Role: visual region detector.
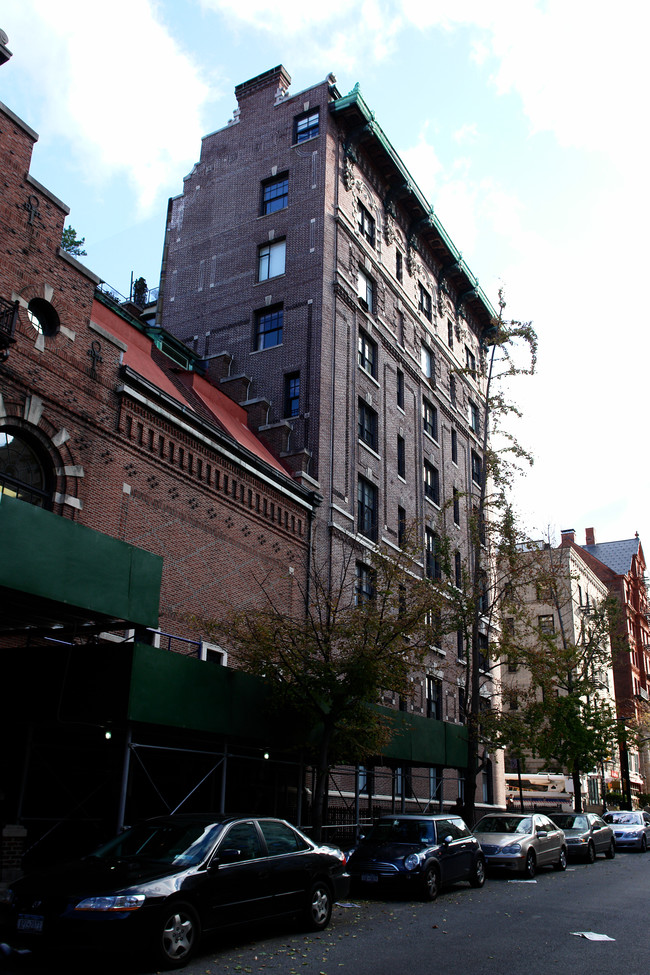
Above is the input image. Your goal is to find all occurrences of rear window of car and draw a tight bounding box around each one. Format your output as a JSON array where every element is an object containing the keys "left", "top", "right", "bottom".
[{"left": 604, "top": 812, "right": 642, "bottom": 824}]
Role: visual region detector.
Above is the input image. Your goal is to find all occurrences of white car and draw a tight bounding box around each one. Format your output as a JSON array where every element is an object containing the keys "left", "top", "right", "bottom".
[{"left": 602, "top": 810, "right": 650, "bottom": 851}]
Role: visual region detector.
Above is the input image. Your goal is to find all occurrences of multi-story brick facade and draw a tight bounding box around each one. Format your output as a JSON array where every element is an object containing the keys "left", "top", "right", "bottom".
[{"left": 159, "top": 66, "right": 504, "bottom": 817}]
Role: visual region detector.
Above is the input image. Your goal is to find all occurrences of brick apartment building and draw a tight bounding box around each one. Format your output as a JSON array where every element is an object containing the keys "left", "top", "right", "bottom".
[
  {"left": 158, "top": 66, "right": 505, "bottom": 816},
  {"left": 563, "top": 528, "right": 650, "bottom": 802}
]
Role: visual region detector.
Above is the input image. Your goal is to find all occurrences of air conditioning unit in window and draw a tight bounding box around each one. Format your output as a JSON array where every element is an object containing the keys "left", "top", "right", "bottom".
[{"left": 199, "top": 642, "right": 228, "bottom": 666}]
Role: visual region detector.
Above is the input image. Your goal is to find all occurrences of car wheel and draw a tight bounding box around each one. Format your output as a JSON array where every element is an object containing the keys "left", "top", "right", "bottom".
[
  {"left": 469, "top": 856, "right": 486, "bottom": 888},
  {"left": 586, "top": 841, "right": 596, "bottom": 864},
  {"left": 155, "top": 901, "right": 199, "bottom": 969},
  {"left": 554, "top": 847, "right": 567, "bottom": 871},
  {"left": 640, "top": 835, "right": 647, "bottom": 853},
  {"left": 523, "top": 849, "right": 536, "bottom": 879},
  {"left": 421, "top": 863, "right": 440, "bottom": 901},
  {"left": 605, "top": 839, "right": 615, "bottom": 859},
  {"left": 304, "top": 880, "right": 332, "bottom": 931}
]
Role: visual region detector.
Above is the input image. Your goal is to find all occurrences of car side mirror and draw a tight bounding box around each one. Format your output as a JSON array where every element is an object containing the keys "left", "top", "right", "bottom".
[
  {"left": 442, "top": 834, "right": 453, "bottom": 846},
  {"left": 213, "top": 847, "right": 242, "bottom": 866},
  {"left": 537, "top": 829, "right": 547, "bottom": 838}
]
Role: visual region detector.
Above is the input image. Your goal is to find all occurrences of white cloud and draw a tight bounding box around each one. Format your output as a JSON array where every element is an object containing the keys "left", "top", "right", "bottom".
[{"left": 3, "top": 0, "right": 213, "bottom": 212}]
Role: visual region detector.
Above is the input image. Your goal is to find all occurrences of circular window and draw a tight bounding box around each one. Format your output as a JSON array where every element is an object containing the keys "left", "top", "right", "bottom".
[
  {"left": 27, "top": 297, "right": 60, "bottom": 337},
  {"left": 0, "top": 429, "right": 53, "bottom": 507}
]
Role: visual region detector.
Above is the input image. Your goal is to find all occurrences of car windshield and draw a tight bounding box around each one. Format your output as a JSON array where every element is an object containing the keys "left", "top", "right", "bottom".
[
  {"left": 366, "top": 819, "right": 435, "bottom": 844},
  {"left": 475, "top": 816, "right": 532, "bottom": 835},
  {"left": 90, "top": 822, "right": 223, "bottom": 866},
  {"left": 552, "top": 815, "right": 588, "bottom": 830},
  {"left": 603, "top": 812, "right": 642, "bottom": 825}
]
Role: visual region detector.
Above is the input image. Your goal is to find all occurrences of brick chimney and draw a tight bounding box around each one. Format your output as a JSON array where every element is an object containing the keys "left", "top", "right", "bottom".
[
  {"left": 560, "top": 529, "right": 575, "bottom": 547},
  {"left": 585, "top": 527, "right": 596, "bottom": 546},
  {"left": 235, "top": 65, "right": 291, "bottom": 106}
]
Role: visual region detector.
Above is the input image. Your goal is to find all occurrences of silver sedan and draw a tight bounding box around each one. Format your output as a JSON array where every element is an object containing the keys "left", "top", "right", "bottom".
[
  {"left": 473, "top": 813, "right": 567, "bottom": 878},
  {"left": 549, "top": 813, "right": 615, "bottom": 862}
]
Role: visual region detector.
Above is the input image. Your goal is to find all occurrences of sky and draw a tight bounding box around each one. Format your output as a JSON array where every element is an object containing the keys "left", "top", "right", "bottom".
[{"left": 2, "top": 0, "right": 649, "bottom": 556}]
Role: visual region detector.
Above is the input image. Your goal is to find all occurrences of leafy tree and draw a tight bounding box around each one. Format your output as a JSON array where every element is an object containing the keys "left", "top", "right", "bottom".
[
  {"left": 197, "top": 534, "right": 433, "bottom": 839},
  {"left": 60, "top": 225, "right": 87, "bottom": 257},
  {"left": 132, "top": 276, "right": 148, "bottom": 308},
  {"left": 424, "top": 292, "right": 537, "bottom": 825}
]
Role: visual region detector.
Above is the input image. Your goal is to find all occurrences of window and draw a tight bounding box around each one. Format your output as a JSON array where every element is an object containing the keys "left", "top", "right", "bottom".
[
  {"left": 422, "top": 398, "right": 438, "bottom": 440},
  {"left": 507, "top": 653, "right": 519, "bottom": 673},
  {"left": 357, "top": 267, "right": 374, "bottom": 313},
  {"left": 454, "top": 550, "right": 462, "bottom": 587},
  {"left": 258, "top": 239, "right": 286, "bottom": 281},
  {"left": 358, "top": 204, "right": 375, "bottom": 247},
  {"left": 284, "top": 372, "right": 300, "bottom": 418},
  {"left": 471, "top": 450, "right": 482, "bottom": 485},
  {"left": 221, "top": 822, "right": 263, "bottom": 860},
  {"left": 255, "top": 306, "right": 283, "bottom": 350},
  {"left": 450, "top": 374, "right": 456, "bottom": 407},
  {"left": 397, "top": 369, "right": 404, "bottom": 409},
  {"left": 396, "top": 250, "right": 403, "bottom": 283},
  {"left": 398, "top": 505, "right": 406, "bottom": 548},
  {"left": 453, "top": 488, "right": 460, "bottom": 526},
  {"left": 451, "top": 428, "right": 458, "bottom": 464},
  {"left": 466, "top": 346, "right": 476, "bottom": 378},
  {"left": 427, "top": 676, "right": 443, "bottom": 720},
  {"left": 469, "top": 400, "right": 480, "bottom": 435},
  {"left": 357, "top": 476, "right": 378, "bottom": 541},
  {"left": 421, "top": 343, "right": 433, "bottom": 381},
  {"left": 418, "top": 283, "right": 432, "bottom": 321},
  {"left": 423, "top": 460, "right": 440, "bottom": 505},
  {"left": 0, "top": 429, "right": 53, "bottom": 508},
  {"left": 458, "top": 687, "right": 466, "bottom": 723},
  {"left": 27, "top": 297, "right": 60, "bottom": 337},
  {"left": 356, "top": 561, "right": 375, "bottom": 605},
  {"left": 457, "top": 629, "right": 465, "bottom": 661},
  {"left": 258, "top": 819, "right": 309, "bottom": 854},
  {"left": 478, "top": 632, "right": 490, "bottom": 671},
  {"left": 358, "top": 329, "right": 377, "bottom": 378},
  {"left": 447, "top": 319, "right": 454, "bottom": 348},
  {"left": 425, "top": 527, "right": 441, "bottom": 580},
  {"left": 294, "top": 110, "right": 319, "bottom": 143},
  {"left": 397, "top": 435, "right": 406, "bottom": 478},
  {"left": 261, "top": 174, "right": 288, "bottom": 215},
  {"left": 358, "top": 399, "right": 378, "bottom": 451},
  {"left": 538, "top": 614, "right": 555, "bottom": 635}
]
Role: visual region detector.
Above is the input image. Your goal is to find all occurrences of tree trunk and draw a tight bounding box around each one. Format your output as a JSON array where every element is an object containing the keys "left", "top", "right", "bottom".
[
  {"left": 572, "top": 760, "right": 582, "bottom": 813},
  {"left": 310, "top": 720, "right": 334, "bottom": 841}
]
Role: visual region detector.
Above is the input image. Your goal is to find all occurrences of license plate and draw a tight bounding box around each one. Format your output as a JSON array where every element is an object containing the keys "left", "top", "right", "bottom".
[
  {"left": 17, "top": 915, "right": 44, "bottom": 933},
  {"left": 361, "top": 873, "right": 378, "bottom": 883}
]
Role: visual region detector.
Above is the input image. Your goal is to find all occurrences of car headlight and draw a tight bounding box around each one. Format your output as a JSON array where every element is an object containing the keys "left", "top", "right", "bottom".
[
  {"left": 501, "top": 843, "right": 522, "bottom": 855},
  {"left": 74, "top": 894, "right": 145, "bottom": 912},
  {"left": 404, "top": 853, "right": 423, "bottom": 871}
]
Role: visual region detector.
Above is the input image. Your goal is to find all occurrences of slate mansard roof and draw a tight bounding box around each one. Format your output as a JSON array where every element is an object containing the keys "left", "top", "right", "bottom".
[{"left": 582, "top": 538, "right": 640, "bottom": 577}]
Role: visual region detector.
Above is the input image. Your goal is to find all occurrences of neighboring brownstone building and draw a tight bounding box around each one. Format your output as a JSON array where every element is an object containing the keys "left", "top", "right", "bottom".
[
  {"left": 159, "top": 66, "right": 504, "bottom": 815},
  {"left": 563, "top": 528, "right": 650, "bottom": 801}
]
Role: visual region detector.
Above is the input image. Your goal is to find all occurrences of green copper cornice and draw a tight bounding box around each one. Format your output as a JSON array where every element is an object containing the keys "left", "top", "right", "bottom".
[{"left": 331, "top": 86, "right": 495, "bottom": 325}]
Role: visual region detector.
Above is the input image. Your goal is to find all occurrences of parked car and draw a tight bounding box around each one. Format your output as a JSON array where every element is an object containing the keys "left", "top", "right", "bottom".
[
  {"left": 347, "top": 814, "right": 486, "bottom": 901},
  {"left": 0, "top": 814, "right": 349, "bottom": 968},
  {"left": 602, "top": 810, "right": 650, "bottom": 851},
  {"left": 548, "top": 813, "right": 615, "bottom": 862},
  {"left": 473, "top": 813, "right": 567, "bottom": 878}
]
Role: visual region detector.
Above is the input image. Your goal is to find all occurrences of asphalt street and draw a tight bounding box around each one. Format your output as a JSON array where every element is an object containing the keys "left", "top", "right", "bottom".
[{"left": 2, "top": 849, "right": 648, "bottom": 975}]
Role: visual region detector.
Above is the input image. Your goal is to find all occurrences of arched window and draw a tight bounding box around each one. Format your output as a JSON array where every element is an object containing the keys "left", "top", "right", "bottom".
[{"left": 0, "top": 428, "right": 54, "bottom": 507}]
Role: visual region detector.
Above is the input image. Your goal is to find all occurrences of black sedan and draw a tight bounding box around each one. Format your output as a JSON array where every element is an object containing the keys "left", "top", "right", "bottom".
[
  {"left": 0, "top": 814, "right": 349, "bottom": 968},
  {"left": 347, "top": 814, "right": 485, "bottom": 901}
]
